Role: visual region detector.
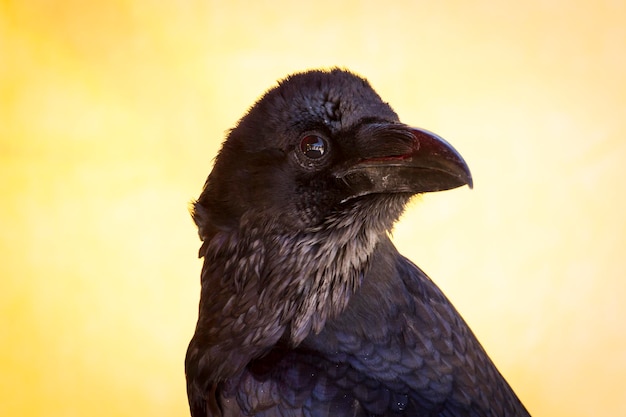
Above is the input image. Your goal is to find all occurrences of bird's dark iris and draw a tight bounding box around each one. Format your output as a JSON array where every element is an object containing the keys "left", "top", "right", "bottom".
[{"left": 300, "top": 135, "right": 326, "bottom": 159}]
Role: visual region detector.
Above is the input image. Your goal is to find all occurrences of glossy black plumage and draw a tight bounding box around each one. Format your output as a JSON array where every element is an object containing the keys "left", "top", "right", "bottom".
[{"left": 185, "top": 69, "right": 530, "bottom": 417}]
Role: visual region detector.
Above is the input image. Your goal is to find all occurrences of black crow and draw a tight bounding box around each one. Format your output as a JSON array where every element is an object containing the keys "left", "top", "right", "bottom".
[{"left": 185, "top": 68, "right": 530, "bottom": 417}]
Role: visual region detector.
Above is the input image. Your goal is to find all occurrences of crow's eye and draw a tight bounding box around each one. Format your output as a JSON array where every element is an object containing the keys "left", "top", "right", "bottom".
[{"left": 300, "top": 135, "right": 327, "bottom": 159}]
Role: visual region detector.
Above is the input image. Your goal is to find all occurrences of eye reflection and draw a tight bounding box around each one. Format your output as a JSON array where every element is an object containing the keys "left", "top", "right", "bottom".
[{"left": 300, "top": 135, "right": 327, "bottom": 159}]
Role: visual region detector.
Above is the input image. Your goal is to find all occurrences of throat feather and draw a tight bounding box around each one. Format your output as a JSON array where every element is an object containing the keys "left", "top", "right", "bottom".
[
  {"left": 265, "top": 220, "right": 380, "bottom": 345},
  {"left": 201, "top": 195, "right": 408, "bottom": 353}
]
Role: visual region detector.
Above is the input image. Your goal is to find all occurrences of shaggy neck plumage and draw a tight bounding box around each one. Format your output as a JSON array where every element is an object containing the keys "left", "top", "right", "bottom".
[{"left": 200, "top": 194, "right": 410, "bottom": 346}]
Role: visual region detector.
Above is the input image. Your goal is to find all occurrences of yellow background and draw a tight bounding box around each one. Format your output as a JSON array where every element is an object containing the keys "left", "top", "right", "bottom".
[{"left": 2, "top": 1, "right": 625, "bottom": 416}]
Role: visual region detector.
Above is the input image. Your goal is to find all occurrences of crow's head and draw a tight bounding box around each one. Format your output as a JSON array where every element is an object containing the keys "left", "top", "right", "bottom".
[{"left": 193, "top": 68, "right": 471, "bottom": 242}]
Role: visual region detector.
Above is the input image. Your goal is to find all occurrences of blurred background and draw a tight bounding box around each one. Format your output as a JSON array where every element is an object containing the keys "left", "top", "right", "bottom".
[{"left": 2, "top": 1, "right": 625, "bottom": 416}]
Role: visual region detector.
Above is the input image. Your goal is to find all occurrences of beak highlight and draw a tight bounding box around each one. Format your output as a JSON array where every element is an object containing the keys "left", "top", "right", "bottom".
[{"left": 407, "top": 127, "right": 473, "bottom": 190}]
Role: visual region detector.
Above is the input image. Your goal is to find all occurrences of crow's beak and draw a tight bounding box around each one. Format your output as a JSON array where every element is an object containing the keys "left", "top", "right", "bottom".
[{"left": 335, "top": 125, "right": 473, "bottom": 201}]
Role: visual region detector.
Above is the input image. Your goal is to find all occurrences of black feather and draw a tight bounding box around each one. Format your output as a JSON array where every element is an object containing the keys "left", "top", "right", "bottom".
[{"left": 185, "top": 68, "right": 530, "bottom": 417}]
